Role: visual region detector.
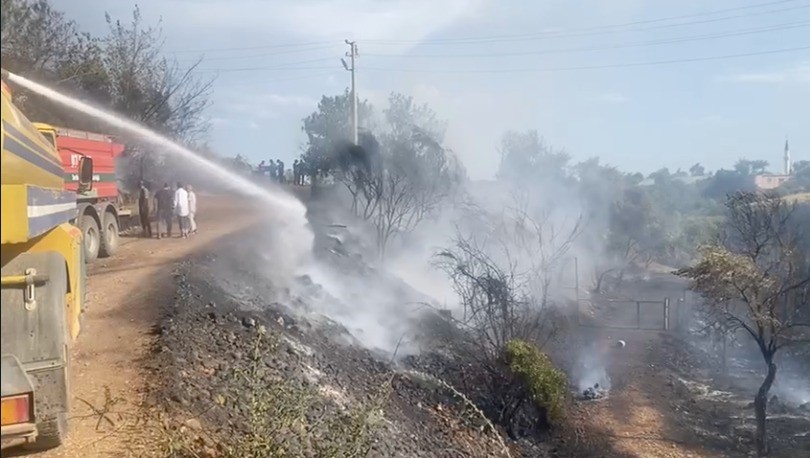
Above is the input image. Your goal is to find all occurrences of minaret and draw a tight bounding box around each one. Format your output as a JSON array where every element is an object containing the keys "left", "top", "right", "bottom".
[{"left": 784, "top": 138, "right": 791, "bottom": 175}]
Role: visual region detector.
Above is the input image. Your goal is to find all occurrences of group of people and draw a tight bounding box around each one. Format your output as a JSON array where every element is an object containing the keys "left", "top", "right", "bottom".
[
  {"left": 258, "top": 159, "right": 286, "bottom": 183},
  {"left": 138, "top": 181, "right": 198, "bottom": 239},
  {"left": 256, "top": 159, "right": 307, "bottom": 185},
  {"left": 291, "top": 159, "right": 306, "bottom": 186}
]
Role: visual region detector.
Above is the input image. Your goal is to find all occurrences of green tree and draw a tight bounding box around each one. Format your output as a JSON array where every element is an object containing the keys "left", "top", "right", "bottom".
[
  {"left": 678, "top": 192, "right": 810, "bottom": 456},
  {"left": 702, "top": 169, "right": 755, "bottom": 200},
  {"left": 497, "top": 130, "right": 571, "bottom": 187},
  {"left": 300, "top": 90, "right": 373, "bottom": 181},
  {"left": 1, "top": 1, "right": 213, "bottom": 187},
  {"left": 0, "top": 0, "right": 105, "bottom": 126},
  {"left": 370, "top": 93, "right": 462, "bottom": 257},
  {"left": 689, "top": 163, "right": 706, "bottom": 176}
]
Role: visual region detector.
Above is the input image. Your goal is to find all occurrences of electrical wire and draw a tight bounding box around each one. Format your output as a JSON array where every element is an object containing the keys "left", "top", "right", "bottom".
[
  {"left": 192, "top": 57, "right": 339, "bottom": 73},
  {"left": 166, "top": 41, "right": 337, "bottom": 54},
  {"left": 173, "top": 44, "right": 343, "bottom": 63},
  {"left": 362, "top": 21, "right": 810, "bottom": 59},
  {"left": 360, "top": 45, "right": 810, "bottom": 74},
  {"left": 364, "top": 2, "right": 810, "bottom": 45},
  {"left": 162, "top": 1, "right": 807, "bottom": 53}
]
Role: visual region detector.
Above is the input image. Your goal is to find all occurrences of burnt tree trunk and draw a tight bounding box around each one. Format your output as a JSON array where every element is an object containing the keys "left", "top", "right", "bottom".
[{"left": 754, "top": 357, "right": 777, "bottom": 456}]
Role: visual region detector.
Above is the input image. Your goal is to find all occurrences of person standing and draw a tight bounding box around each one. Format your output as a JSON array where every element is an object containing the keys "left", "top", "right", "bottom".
[
  {"left": 276, "top": 159, "right": 285, "bottom": 184},
  {"left": 173, "top": 182, "right": 190, "bottom": 238},
  {"left": 154, "top": 182, "right": 174, "bottom": 239},
  {"left": 292, "top": 159, "right": 300, "bottom": 186},
  {"left": 186, "top": 184, "right": 197, "bottom": 235},
  {"left": 268, "top": 158, "right": 277, "bottom": 181},
  {"left": 138, "top": 180, "right": 152, "bottom": 238}
]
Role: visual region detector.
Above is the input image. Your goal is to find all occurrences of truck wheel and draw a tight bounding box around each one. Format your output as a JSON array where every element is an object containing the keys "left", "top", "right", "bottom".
[
  {"left": 99, "top": 212, "right": 119, "bottom": 258},
  {"left": 79, "top": 215, "right": 100, "bottom": 262}
]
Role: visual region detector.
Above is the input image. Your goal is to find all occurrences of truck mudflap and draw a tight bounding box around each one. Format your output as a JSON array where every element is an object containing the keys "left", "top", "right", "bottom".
[{"left": 1, "top": 354, "right": 37, "bottom": 449}]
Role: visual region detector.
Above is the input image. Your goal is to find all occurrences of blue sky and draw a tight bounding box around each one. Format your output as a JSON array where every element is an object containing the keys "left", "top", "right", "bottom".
[{"left": 53, "top": 0, "right": 809, "bottom": 179}]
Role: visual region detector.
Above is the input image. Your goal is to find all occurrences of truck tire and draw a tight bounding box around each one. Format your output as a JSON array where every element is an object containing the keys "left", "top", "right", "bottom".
[
  {"left": 79, "top": 214, "right": 100, "bottom": 263},
  {"left": 99, "top": 211, "right": 119, "bottom": 258}
]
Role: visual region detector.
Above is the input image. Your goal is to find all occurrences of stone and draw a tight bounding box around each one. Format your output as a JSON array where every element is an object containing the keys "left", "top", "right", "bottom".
[{"left": 184, "top": 418, "right": 203, "bottom": 431}]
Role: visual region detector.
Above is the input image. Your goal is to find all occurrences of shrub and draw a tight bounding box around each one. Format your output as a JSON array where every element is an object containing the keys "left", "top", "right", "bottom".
[{"left": 505, "top": 340, "right": 567, "bottom": 423}]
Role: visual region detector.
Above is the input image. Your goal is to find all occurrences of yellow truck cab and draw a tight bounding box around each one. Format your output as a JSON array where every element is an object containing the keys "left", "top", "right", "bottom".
[{"left": 1, "top": 74, "right": 92, "bottom": 450}]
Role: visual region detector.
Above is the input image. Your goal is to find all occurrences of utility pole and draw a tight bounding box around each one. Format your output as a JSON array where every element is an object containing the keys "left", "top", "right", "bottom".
[{"left": 342, "top": 40, "right": 358, "bottom": 144}]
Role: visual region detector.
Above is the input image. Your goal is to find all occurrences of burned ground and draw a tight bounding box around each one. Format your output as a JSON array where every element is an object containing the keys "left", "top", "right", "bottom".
[
  {"left": 145, "top": 229, "right": 517, "bottom": 457},
  {"left": 137, "top": 196, "right": 809, "bottom": 458}
]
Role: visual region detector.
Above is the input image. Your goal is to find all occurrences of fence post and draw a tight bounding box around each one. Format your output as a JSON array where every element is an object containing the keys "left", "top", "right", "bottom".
[{"left": 664, "top": 298, "right": 670, "bottom": 331}]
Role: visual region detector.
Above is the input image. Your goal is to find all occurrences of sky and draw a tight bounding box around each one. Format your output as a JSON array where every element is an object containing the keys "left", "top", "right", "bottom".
[{"left": 52, "top": 0, "right": 810, "bottom": 179}]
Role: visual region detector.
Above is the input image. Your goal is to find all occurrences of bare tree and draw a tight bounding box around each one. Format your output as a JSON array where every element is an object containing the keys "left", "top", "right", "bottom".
[
  {"left": 371, "top": 128, "right": 461, "bottom": 257},
  {"left": 100, "top": 6, "right": 213, "bottom": 185},
  {"left": 2, "top": 2, "right": 213, "bottom": 189},
  {"left": 329, "top": 94, "right": 463, "bottom": 258},
  {"left": 433, "top": 205, "right": 580, "bottom": 436},
  {"left": 678, "top": 191, "right": 810, "bottom": 456}
]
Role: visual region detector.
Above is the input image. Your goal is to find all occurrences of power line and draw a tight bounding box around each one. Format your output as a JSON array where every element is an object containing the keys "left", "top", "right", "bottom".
[
  {"left": 166, "top": 41, "right": 336, "bottom": 54},
  {"left": 217, "top": 72, "right": 339, "bottom": 85},
  {"left": 363, "top": 21, "right": 810, "bottom": 59},
  {"left": 161, "top": 1, "right": 806, "bottom": 54},
  {"left": 172, "top": 44, "right": 343, "bottom": 63},
  {"left": 193, "top": 58, "right": 339, "bottom": 73},
  {"left": 361, "top": 45, "right": 810, "bottom": 74},
  {"left": 195, "top": 65, "right": 337, "bottom": 74},
  {"left": 364, "top": 2, "right": 810, "bottom": 45}
]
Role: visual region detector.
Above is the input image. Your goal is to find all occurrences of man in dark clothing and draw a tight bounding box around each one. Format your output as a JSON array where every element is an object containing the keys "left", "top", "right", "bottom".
[
  {"left": 292, "top": 159, "right": 300, "bottom": 186},
  {"left": 276, "top": 160, "right": 285, "bottom": 184},
  {"left": 266, "top": 158, "right": 275, "bottom": 181},
  {"left": 154, "top": 182, "right": 174, "bottom": 239},
  {"left": 138, "top": 180, "right": 152, "bottom": 238}
]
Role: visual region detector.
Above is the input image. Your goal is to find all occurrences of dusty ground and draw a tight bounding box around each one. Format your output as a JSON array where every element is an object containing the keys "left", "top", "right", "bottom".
[{"left": 14, "top": 195, "right": 259, "bottom": 458}]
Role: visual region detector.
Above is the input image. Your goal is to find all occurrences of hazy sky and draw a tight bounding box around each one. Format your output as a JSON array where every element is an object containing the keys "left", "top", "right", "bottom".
[{"left": 53, "top": 0, "right": 809, "bottom": 179}]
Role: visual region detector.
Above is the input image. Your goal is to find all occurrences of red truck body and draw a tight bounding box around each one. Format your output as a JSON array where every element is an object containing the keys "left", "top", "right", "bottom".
[
  {"left": 33, "top": 123, "right": 129, "bottom": 263},
  {"left": 53, "top": 127, "right": 125, "bottom": 201}
]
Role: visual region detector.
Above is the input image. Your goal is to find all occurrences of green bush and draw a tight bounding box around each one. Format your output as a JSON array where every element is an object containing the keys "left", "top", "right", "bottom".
[{"left": 505, "top": 340, "right": 567, "bottom": 423}]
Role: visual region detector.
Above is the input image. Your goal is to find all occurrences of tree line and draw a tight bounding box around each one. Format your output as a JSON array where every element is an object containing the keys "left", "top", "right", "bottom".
[
  {"left": 1, "top": 0, "right": 213, "bottom": 187},
  {"left": 299, "top": 88, "right": 809, "bottom": 454}
]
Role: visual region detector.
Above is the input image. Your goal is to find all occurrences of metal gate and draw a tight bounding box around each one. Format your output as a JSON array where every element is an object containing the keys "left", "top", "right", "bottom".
[{"left": 577, "top": 298, "right": 671, "bottom": 330}]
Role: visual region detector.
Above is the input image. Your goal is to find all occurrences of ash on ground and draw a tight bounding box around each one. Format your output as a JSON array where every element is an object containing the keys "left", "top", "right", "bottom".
[
  {"left": 144, "top": 225, "right": 536, "bottom": 457},
  {"left": 580, "top": 383, "right": 608, "bottom": 401}
]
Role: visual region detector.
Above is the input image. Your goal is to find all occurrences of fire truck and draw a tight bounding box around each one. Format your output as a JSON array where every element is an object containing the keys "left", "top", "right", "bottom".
[
  {"left": 1, "top": 75, "right": 89, "bottom": 449},
  {"left": 33, "top": 124, "right": 130, "bottom": 262}
]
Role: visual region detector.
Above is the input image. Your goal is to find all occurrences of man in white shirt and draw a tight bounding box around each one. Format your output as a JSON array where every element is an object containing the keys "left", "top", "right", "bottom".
[
  {"left": 173, "top": 182, "right": 190, "bottom": 238},
  {"left": 186, "top": 184, "right": 197, "bottom": 235}
]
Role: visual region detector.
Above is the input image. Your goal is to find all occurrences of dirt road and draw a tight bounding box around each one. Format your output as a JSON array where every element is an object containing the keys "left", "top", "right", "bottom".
[
  {"left": 18, "top": 195, "right": 258, "bottom": 458},
  {"left": 569, "top": 329, "right": 713, "bottom": 458}
]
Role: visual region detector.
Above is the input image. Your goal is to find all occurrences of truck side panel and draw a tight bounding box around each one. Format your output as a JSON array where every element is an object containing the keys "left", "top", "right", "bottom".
[
  {"left": 1, "top": 184, "right": 77, "bottom": 244},
  {"left": 1, "top": 251, "right": 70, "bottom": 447},
  {"left": 57, "top": 135, "right": 121, "bottom": 200},
  {"left": 1, "top": 223, "right": 84, "bottom": 341}
]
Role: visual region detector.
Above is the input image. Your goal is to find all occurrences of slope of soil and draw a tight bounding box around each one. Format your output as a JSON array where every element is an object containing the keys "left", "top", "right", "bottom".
[{"left": 147, "top": 229, "right": 518, "bottom": 457}]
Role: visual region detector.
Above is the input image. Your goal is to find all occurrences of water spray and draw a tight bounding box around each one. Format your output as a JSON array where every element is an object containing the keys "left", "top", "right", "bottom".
[{"left": 3, "top": 69, "right": 313, "bottom": 273}]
